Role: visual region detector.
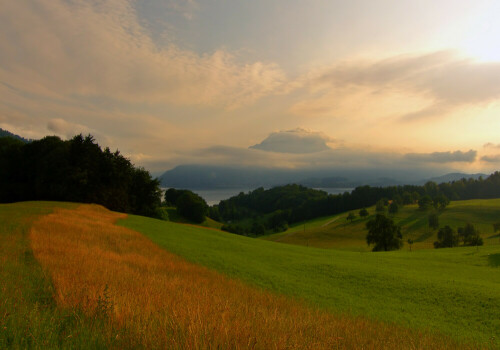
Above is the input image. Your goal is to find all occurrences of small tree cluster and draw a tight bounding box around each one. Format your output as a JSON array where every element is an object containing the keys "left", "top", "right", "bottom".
[
  {"left": 458, "top": 223, "right": 483, "bottom": 247},
  {"left": 434, "top": 223, "right": 483, "bottom": 248},
  {"left": 165, "top": 188, "right": 208, "bottom": 223},
  {"left": 418, "top": 194, "right": 449, "bottom": 211},
  {"left": 434, "top": 226, "right": 459, "bottom": 248}
]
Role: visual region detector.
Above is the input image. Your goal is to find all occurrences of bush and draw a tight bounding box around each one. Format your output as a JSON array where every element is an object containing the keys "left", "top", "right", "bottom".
[{"left": 359, "top": 208, "right": 369, "bottom": 217}]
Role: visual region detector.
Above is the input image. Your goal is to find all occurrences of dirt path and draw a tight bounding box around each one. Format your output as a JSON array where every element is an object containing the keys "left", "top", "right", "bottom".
[{"left": 321, "top": 216, "right": 341, "bottom": 227}]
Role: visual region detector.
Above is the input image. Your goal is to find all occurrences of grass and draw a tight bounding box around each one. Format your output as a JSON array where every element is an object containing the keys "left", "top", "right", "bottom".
[
  {"left": 262, "top": 199, "right": 500, "bottom": 251},
  {"left": 121, "top": 211, "right": 500, "bottom": 348},
  {"left": 0, "top": 201, "right": 108, "bottom": 349},
  {"left": 1, "top": 201, "right": 498, "bottom": 348},
  {"left": 27, "top": 204, "right": 463, "bottom": 349},
  {"left": 165, "top": 207, "right": 223, "bottom": 229}
]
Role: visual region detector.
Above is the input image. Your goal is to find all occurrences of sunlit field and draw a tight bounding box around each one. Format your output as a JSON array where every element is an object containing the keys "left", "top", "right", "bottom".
[{"left": 26, "top": 204, "right": 467, "bottom": 349}]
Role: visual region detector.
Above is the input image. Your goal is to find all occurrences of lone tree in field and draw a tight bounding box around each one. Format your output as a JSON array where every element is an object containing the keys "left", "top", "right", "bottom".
[
  {"left": 428, "top": 212, "right": 439, "bottom": 230},
  {"left": 366, "top": 214, "right": 403, "bottom": 251},
  {"left": 359, "top": 208, "right": 369, "bottom": 217},
  {"left": 346, "top": 212, "right": 356, "bottom": 223},
  {"left": 388, "top": 201, "right": 399, "bottom": 215},
  {"left": 407, "top": 238, "right": 414, "bottom": 251},
  {"left": 434, "top": 225, "right": 459, "bottom": 248}
]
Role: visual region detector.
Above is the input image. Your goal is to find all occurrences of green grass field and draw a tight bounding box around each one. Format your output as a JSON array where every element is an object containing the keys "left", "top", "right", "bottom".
[
  {"left": 120, "top": 209, "right": 500, "bottom": 348},
  {"left": 262, "top": 199, "right": 500, "bottom": 251}
]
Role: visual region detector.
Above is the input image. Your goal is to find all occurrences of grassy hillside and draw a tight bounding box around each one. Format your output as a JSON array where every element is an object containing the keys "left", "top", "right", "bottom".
[
  {"left": 262, "top": 199, "right": 500, "bottom": 251},
  {"left": 121, "top": 212, "right": 500, "bottom": 347},
  {"left": 2, "top": 202, "right": 464, "bottom": 349}
]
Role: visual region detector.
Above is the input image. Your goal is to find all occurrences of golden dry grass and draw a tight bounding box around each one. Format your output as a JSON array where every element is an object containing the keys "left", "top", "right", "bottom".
[{"left": 30, "top": 205, "right": 471, "bottom": 349}]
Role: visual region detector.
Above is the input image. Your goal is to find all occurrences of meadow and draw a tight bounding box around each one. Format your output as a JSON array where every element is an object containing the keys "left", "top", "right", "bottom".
[
  {"left": 121, "top": 207, "right": 500, "bottom": 348},
  {"left": 2, "top": 203, "right": 466, "bottom": 349},
  {"left": 0, "top": 201, "right": 498, "bottom": 348},
  {"left": 262, "top": 199, "right": 500, "bottom": 251}
]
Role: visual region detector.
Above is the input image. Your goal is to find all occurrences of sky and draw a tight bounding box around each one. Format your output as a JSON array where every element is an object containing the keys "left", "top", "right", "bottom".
[{"left": 2, "top": 0, "right": 500, "bottom": 175}]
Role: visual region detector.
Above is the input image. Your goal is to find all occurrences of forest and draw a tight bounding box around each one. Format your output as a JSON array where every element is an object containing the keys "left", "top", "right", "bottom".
[{"left": 0, "top": 134, "right": 162, "bottom": 218}]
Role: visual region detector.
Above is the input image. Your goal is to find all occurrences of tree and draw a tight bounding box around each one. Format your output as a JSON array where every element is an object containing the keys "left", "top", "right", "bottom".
[
  {"left": 176, "top": 191, "right": 208, "bottom": 223},
  {"left": 164, "top": 188, "right": 190, "bottom": 206},
  {"left": 346, "top": 212, "right": 356, "bottom": 223},
  {"left": 375, "top": 199, "right": 385, "bottom": 212},
  {"left": 407, "top": 238, "right": 414, "bottom": 251},
  {"left": 493, "top": 222, "right": 500, "bottom": 233},
  {"left": 458, "top": 223, "right": 483, "bottom": 247},
  {"left": 402, "top": 192, "right": 413, "bottom": 205},
  {"left": 359, "top": 208, "right": 369, "bottom": 217},
  {"left": 366, "top": 214, "right": 403, "bottom": 251},
  {"left": 418, "top": 195, "right": 433, "bottom": 211},
  {"left": 428, "top": 212, "right": 439, "bottom": 230},
  {"left": 433, "top": 194, "right": 450, "bottom": 210},
  {"left": 388, "top": 201, "right": 399, "bottom": 214},
  {"left": 434, "top": 225, "right": 459, "bottom": 248}
]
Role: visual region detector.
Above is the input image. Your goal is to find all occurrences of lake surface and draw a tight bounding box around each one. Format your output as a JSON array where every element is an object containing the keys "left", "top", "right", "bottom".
[{"left": 163, "top": 187, "right": 353, "bottom": 206}]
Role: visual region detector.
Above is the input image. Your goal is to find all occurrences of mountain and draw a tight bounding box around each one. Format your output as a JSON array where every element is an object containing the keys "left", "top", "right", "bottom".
[
  {"left": 158, "top": 164, "right": 437, "bottom": 189},
  {"left": 419, "top": 172, "right": 487, "bottom": 184},
  {"left": 0, "top": 128, "right": 32, "bottom": 143}
]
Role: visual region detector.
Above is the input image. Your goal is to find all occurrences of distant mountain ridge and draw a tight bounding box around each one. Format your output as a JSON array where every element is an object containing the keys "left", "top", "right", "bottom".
[
  {"left": 419, "top": 172, "right": 487, "bottom": 184},
  {"left": 158, "top": 164, "right": 480, "bottom": 190},
  {"left": 0, "top": 128, "right": 32, "bottom": 143}
]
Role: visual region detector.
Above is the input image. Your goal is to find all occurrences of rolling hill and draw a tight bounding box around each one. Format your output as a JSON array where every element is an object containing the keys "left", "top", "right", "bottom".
[
  {"left": 1, "top": 201, "right": 498, "bottom": 348},
  {"left": 262, "top": 198, "right": 500, "bottom": 251}
]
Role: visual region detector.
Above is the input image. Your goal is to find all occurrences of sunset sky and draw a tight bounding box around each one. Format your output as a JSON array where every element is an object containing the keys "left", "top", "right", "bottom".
[{"left": 2, "top": 0, "right": 500, "bottom": 174}]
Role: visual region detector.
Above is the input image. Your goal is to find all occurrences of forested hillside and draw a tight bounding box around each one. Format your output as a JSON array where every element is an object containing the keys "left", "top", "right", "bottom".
[{"left": 215, "top": 173, "right": 500, "bottom": 235}]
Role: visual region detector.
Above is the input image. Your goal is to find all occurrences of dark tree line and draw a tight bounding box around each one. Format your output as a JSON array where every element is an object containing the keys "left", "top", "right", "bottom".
[
  {"left": 214, "top": 172, "right": 500, "bottom": 236},
  {"left": 0, "top": 134, "right": 162, "bottom": 217}
]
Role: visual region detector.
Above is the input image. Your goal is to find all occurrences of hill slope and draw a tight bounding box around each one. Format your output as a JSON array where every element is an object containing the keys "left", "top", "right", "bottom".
[
  {"left": 120, "top": 211, "right": 500, "bottom": 346},
  {"left": 262, "top": 199, "right": 500, "bottom": 251},
  {"left": 1, "top": 202, "right": 467, "bottom": 349}
]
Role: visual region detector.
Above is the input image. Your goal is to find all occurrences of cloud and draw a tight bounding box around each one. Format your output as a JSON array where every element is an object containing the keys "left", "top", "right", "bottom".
[
  {"left": 483, "top": 142, "right": 500, "bottom": 149},
  {"left": 0, "top": 0, "right": 286, "bottom": 109},
  {"left": 292, "top": 51, "right": 500, "bottom": 121},
  {"left": 404, "top": 150, "right": 477, "bottom": 163},
  {"left": 480, "top": 154, "right": 500, "bottom": 163},
  {"left": 47, "top": 119, "right": 93, "bottom": 139},
  {"left": 249, "top": 128, "right": 335, "bottom": 154}
]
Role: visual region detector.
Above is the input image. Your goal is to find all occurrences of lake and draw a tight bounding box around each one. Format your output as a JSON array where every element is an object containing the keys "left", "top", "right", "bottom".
[{"left": 163, "top": 187, "right": 353, "bottom": 206}]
